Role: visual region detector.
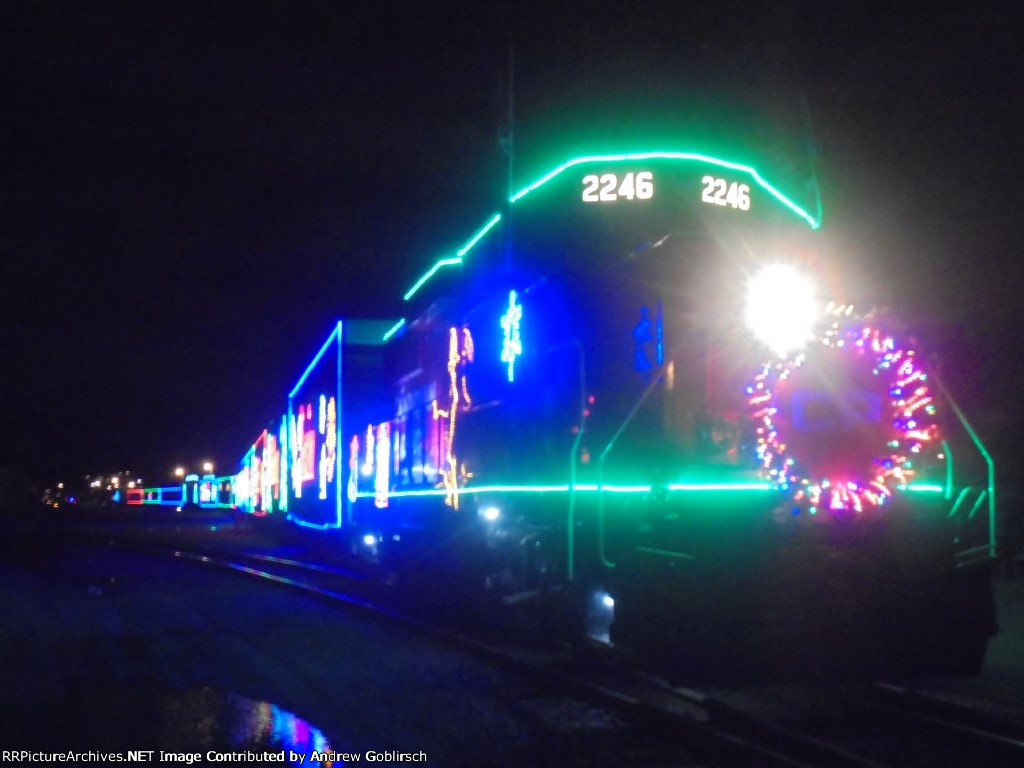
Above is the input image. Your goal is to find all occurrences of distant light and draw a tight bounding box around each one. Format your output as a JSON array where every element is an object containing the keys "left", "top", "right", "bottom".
[
  {"left": 202, "top": 461, "right": 214, "bottom": 473},
  {"left": 482, "top": 506, "right": 501, "bottom": 522},
  {"left": 174, "top": 467, "right": 185, "bottom": 478},
  {"left": 744, "top": 264, "right": 820, "bottom": 357},
  {"left": 601, "top": 594, "right": 615, "bottom": 609},
  {"left": 362, "top": 533, "right": 378, "bottom": 547}
]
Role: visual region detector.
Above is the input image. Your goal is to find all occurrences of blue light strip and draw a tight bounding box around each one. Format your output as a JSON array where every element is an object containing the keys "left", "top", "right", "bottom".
[
  {"left": 287, "top": 321, "right": 345, "bottom": 531},
  {"left": 403, "top": 152, "right": 819, "bottom": 301},
  {"left": 278, "top": 415, "right": 289, "bottom": 513},
  {"left": 238, "top": 444, "right": 255, "bottom": 513},
  {"left": 342, "top": 319, "right": 350, "bottom": 528},
  {"left": 290, "top": 516, "right": 341, "bottom": 530},
  {"left": 289, "top": 323, "right": 341, "bottom": 399}
]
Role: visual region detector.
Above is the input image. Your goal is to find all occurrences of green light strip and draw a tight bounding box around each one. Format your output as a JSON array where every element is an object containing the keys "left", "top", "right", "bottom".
[
  {"left": 355, "top": 482, "right": 775, "bottom": 500},
  {"left": 936, "top": 379, "right": 997, "bottom": 556},
  {"left": 948, "top": 487, "right": 974, "bottom": 519},
  {"left": 382, "top": 318, "right": 406, "bottom": 342},
  {"left": 669, "top": 482, "right": 772, "bottom": 491},
  {"left": 510, "top": 152, "right": 821, "bottom": 232},
  {"left": 403, "top": 256, "right": 464, "bottom": 301},
  {"left": 403, "top": 151, "right": 820, "bottom": 301},
  {"left": 509, "top": 150, "right": 815, "bottom": 228},
  {"left": 402, "top": 214, "right": 504, "bottom": 301},
  {"left": 967, "top": 489, "right": 988, "bottom": 520},
  {"left": 942, "top": 439, "right": 954, "bottom": 500},
  {"left": 457, "top": 213, "right": 503, "bottom": 256}
]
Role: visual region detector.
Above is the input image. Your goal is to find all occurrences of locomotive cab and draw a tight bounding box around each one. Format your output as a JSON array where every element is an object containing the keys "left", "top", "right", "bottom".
[{"left": 222, "top": 149, "right": 997, "bottom": 683}]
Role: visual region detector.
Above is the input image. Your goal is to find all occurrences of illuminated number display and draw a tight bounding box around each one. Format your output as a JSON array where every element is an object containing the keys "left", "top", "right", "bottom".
[
  {"left": 581, "top": 171, "right": 654, "bottom": 203},
  {"left": 701, "top": 176, "right": 750, "bottom": 210}
]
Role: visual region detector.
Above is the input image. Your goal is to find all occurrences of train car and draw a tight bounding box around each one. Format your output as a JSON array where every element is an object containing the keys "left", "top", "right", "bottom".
[
  {"left": 234, "top": 320, "right": 395, "bottom": 528},
  {"left": 132, "top": 474, "right": 234, "bottom": 510},
  {"left": 243, "top": 148, "right": 998, "bottom": 681},
  {"left": 137, "top": 483, "right": 186, "bottom": 508},
  {"left": 236, "top": 428, "right": 276, "bottom": 516}
]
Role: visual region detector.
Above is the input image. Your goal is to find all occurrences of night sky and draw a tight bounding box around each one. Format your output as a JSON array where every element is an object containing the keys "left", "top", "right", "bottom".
[{"left": 3, "top": 2, "right": 1022, "bottom": 492}]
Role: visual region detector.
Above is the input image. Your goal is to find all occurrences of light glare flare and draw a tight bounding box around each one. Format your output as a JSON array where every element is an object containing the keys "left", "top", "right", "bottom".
[{"left": 744, "top": 264, "right": 820, "bottom": 357}]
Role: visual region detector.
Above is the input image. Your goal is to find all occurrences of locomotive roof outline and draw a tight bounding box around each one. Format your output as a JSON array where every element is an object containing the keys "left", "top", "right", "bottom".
[{"left": 401, "top": 150, "right": 822, "bottom": 305}]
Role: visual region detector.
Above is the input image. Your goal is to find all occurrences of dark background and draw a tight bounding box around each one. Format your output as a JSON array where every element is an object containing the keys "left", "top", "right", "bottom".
[{"left": 3, "top": 2, "right": 1021, "bottom": 493}]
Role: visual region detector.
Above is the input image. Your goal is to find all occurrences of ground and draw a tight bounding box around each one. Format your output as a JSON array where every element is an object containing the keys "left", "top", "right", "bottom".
[{"left": 0, "top": 523, "right": 687, "bottom": 766}]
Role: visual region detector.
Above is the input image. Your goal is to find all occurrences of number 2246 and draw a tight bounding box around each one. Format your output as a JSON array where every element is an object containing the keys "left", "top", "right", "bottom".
[{"left": 701, "top": 176, "right": 750, "bottom": 210}]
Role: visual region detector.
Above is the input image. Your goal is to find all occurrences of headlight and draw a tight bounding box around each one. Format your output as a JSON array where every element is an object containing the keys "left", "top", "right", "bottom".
[{"left": 744, "top": 264, "right": 820, "bottom": 357}]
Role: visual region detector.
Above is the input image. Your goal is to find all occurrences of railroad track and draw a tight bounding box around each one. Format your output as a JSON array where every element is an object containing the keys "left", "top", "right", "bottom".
[{"left": 110, "top": 534, "right": 1024, "bottom": 768}]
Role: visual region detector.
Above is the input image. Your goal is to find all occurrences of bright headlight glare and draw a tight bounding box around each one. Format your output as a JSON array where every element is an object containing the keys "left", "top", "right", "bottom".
[{"left": 744, "top": 264, "right": 820, "bottom": 357}]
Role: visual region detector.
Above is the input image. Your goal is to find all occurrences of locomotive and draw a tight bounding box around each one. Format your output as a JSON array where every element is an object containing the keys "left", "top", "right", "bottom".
[{"left": 158, "top": 148, "right": 999, "bottom": 681}]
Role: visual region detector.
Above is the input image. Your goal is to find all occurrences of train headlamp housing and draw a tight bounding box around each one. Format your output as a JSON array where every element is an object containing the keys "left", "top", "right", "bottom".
[{"left": 744, "top": 264, "right": 821, "bottom": 358}]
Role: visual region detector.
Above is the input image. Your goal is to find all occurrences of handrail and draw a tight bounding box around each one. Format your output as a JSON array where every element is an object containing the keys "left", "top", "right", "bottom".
[
  {"left": 596, "top": 367, "right": 667, "bottom": 568},
  {"left": 948, "top": 487, "right": 974, "bottom": 519},
  {"left": 567, "top": 341, "right": 585, "bottom": 582},
  {"left": 934, "top": 374, "right": 997, "bottom": 559},
  {"left": 941, "top": 439, "right": 953, "bottom": 501}
]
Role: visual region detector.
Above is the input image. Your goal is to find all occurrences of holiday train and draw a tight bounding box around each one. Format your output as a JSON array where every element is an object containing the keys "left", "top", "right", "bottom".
[{"left": 141, "top": 149, "right": 998, "bottom": 680}]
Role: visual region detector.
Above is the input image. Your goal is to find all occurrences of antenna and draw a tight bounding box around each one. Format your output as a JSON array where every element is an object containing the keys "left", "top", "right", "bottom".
[{"left": 504, "top": 40, "right": 515, "bottom": 274}]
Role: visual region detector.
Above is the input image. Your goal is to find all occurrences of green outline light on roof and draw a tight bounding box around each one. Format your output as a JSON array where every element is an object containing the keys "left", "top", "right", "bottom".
[
  {"left": 355, "top": 481, "right": 775, "bottom": 500},
  {"left": 403, "top": 256, "right": 464, "bottom": 301},
  {"left": 458, "top": 213, "right": 503, "bottom": 256},
  {"left": 401, "top": 214, "right": 505, "bottom": 301},
  {"left": 403, "top": 151, "right": 819, "bottom": 301}
]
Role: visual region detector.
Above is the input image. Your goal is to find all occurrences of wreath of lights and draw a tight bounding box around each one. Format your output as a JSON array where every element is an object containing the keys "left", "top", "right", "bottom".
[{"left": 748, "top": 318, "right": 940, "bottom": 513}]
